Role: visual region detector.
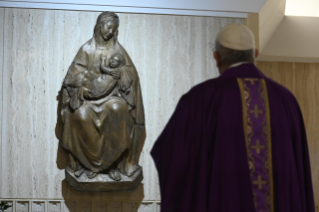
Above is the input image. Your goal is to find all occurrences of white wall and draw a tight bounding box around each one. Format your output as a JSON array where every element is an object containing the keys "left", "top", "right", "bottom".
[
  {"left": 0, "top": 8, "right": 244, "bottom": 212},
  {"left": 258, "top": 0, "right": 286, "bottom": 52},
  {"left": 259, "top": 16, "right": 319, "bottom": 62},
  {"left": 286, "top": 0, "right": 319, "bottom": 17}
]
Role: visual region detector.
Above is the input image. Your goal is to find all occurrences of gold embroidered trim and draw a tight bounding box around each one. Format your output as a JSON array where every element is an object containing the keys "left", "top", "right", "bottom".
[
  {"left": 238, "top": 78, "right": 274, "bottom": 212},
  {"left": 262, "top": 79, "right": 274, "bottom": 212},
  {"left": 238, "top": 78, "right": 257, "bottom": 207}
]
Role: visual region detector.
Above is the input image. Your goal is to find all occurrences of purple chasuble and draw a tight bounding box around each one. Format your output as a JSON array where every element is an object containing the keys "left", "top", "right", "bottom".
[{"left": 151, "top": 63, "right": 315, "bottom": 212}]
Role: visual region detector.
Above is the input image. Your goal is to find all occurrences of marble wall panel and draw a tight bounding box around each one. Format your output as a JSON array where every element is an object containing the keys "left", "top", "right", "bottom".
[
  {"left": 0, "top": 8, "right": 4, "bottom": 186},
  {"left": 0, "top": 200, "right": 14, "bottom": 212},
  {"left": 138, "top": 202, "right": 154, "bottom": 212},
  {"left": 155, "top": 203, "right": 161, "bottom": 212},
  {"left": 0, "top": 199, "right": 161, "bottom": 212},
  {"left": 16, "top": 201, "right": 29, "bottom": 212},
  {"left": 31, "top": 201, "right": 45, "bottom": 212},
  {"left": 48, "top": 201, "right": 62, "bottom": 212},
  {"left": 1, "top": 8, "right": 61, "bottom": 199},
  {"left": 0, "top": 7, "right": 245, "bottom": 202}
]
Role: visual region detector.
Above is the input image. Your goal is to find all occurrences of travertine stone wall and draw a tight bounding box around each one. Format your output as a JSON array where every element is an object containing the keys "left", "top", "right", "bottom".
[
  {"left": 0, "top": 7, "right": 244, "bottom": 211},
  {"left": 0, "top": 8, "right": 4, "bottom": 183}
]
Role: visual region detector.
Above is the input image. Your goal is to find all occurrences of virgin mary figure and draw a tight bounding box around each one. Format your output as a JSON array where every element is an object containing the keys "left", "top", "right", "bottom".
[{"left": 61, "top": 12, "right": 146, "bottom": 184}]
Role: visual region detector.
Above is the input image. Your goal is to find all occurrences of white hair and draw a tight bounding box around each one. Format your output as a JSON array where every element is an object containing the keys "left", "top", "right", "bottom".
[{"left": 214, "top": 40, "right": 255, "bottom": 66}]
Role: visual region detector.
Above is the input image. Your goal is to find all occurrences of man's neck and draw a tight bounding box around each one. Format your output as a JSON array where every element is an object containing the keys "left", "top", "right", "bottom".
[
  {"left": 228, "top": 62, "right": 250, "bottom": 69},
  {"left": 219, "top": 62, "right": 251, "bottom": 74}
]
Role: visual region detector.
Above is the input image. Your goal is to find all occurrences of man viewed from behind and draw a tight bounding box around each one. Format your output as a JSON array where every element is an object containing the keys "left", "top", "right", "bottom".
[{"left": 151, "top": 24, "right": 315, "bottom": 212}]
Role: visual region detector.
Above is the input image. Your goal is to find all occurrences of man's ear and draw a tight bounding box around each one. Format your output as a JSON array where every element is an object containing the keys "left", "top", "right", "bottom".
[
  {"left": 214, "top": 51, "right": 221, "bottom": 67},
  {"left": 255, "top": 49, "right": 259, "bottom": 58}
]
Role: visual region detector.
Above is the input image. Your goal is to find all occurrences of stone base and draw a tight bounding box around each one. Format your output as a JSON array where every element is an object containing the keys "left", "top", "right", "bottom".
[{"left": 65, "top": 166, "right": 143, "bottom": 192}]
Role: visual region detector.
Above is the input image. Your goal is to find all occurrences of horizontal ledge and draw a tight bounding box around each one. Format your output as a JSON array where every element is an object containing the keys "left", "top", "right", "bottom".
[
  {"left": 0, "top": 199, "right": 162, "bottom": 203},
  {"left": 0, "top": 1, "right": 248, "bottom": 18},
  {"left": 257, "top": 54, "right": 319, "bottom": 63},
  {"left": 285, "top": 14, "right": 319, "bottom": 18}
]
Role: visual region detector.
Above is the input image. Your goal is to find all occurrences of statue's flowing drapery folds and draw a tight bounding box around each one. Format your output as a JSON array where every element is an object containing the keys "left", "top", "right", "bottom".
[{"left": 61, "top": 12, "right": 145, "bottom": 186}]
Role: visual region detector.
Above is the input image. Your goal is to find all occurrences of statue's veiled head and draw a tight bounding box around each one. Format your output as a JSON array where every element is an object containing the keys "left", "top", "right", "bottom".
[{"left": 94, "top": 12, "right": 119, "bottom": 41}]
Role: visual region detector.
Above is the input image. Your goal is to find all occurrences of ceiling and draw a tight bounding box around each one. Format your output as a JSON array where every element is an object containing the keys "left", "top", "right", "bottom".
[
  {"left": 251, "top": 0, "right": 319, "bottom": 62},
  {"left": 0, "top": 0, "right": 268, "bottom": 18}
]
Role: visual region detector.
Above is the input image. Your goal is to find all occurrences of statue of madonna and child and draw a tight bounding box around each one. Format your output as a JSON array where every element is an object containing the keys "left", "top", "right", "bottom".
[{"left": 61, "top": 11, "right": 146, "bottom": 191}]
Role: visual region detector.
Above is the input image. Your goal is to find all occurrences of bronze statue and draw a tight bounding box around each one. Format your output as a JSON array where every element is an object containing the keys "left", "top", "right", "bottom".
[{"left": 61, "top": 12, "right": 146, "bottom": 191}]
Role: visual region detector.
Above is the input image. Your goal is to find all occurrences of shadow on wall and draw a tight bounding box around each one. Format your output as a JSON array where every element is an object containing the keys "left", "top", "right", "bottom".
[
  {"left": 55, "top": 87, "right": 69, "bottom": 170},
  {"left": 62, "top": 180, "right": 145, "bottom": 212}
]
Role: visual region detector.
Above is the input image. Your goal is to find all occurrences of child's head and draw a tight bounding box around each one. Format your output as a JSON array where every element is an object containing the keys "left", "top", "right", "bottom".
[{"left": 109, "top": 53, "right": 125, "bottom": 68}]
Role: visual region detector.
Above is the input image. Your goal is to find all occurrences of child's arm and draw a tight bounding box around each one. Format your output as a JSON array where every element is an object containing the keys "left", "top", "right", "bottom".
[{"left": 100, "top": 56, "right": 112, "bottom": 75}]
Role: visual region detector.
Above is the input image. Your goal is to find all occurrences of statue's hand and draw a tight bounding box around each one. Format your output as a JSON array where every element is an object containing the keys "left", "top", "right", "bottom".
[
  {"left": 100, "top": 56, "right": 107, "bottom": 68},
  {"left": 110, "top": 70, "right": 121, "bottom": 79},
  {"left": 83, "top": 70, "right": 96, "bottom": 81}
]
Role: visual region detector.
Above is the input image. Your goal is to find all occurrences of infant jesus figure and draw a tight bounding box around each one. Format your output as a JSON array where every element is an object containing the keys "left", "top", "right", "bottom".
[
  {"left": 63, "top": 53, "right": 126, "bottom": 101},
  {"left": 100, "top": 53, "right": 124, "bottom": 81}
]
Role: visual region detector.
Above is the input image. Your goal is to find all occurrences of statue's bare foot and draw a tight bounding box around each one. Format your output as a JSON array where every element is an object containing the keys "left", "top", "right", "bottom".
[
  {"left": 68, "top": 154, "right": 77, "bottom": 172},
  {"left": 108, "top": 169, "right": 122, "bottom": 181},
  {"left": 74, "top": 168, "right": 85, "bottom": 178},
  {"left": 69, "top": 162, "right": 76, "bottom": 172},
  {"left": 87, "top": 171, "right": 98, "bottom": 179},
  {"left": 124, "top": 166, "right": 140, "bottom": 177}
]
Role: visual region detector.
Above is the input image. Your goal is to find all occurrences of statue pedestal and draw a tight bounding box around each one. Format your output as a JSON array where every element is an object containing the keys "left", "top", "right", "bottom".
[{"left": 65, "top": 166, "right": 143, "bottom": 191}]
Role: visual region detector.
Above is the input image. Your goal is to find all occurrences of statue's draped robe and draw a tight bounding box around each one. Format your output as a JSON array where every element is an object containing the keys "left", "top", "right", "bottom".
[
  {"left": 151, "top": 63, "right": 315, "bottom": 212},
  {"left": 62, "top": 37, "right": 145, "bottom": 174}
]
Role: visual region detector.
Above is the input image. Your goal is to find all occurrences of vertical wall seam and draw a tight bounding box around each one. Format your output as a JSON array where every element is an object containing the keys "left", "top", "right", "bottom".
[{"left": 1, "top": 7, "right": 5, "bottom": 193}]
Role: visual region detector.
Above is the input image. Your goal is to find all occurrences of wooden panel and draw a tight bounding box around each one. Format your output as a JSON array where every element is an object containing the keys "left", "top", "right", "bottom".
[
  {"left": 257, "top": 61, "right": 319, "bottom": 205},
  {"left": 257, "top": 62, "right": 295, "bottom": 92}
]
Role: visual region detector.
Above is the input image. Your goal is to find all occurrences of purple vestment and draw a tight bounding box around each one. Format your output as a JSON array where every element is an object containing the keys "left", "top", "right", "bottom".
[{"left": 151, "top": 63, "right": 315, "bottom": 212}]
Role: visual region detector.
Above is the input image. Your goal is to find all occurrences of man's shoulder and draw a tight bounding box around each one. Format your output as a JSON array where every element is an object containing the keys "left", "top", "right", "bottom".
[
  {"left": 265, "top": 77, "right": 296, "bottom": 100},
  {"left": 186, "top": 78, "right": 218, "bottom": 95},
  {"left": 186, "top": 77, "right": 237, "bottom": 96}
]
